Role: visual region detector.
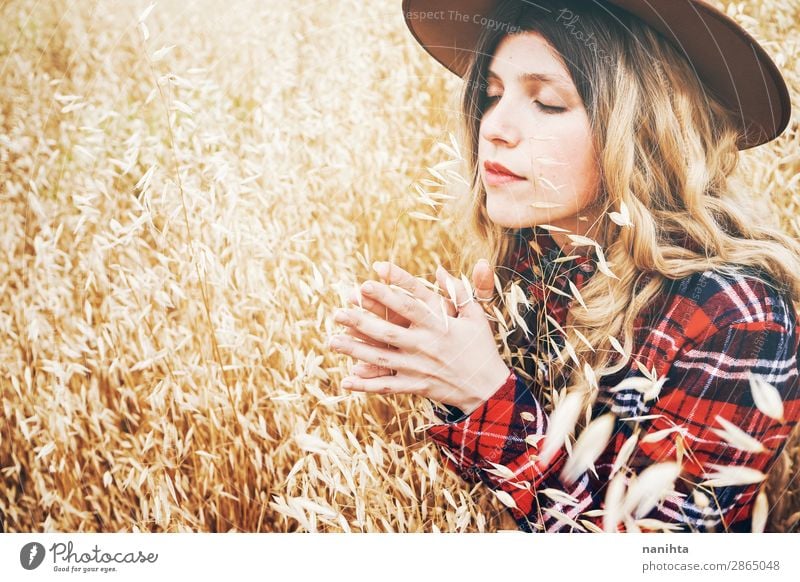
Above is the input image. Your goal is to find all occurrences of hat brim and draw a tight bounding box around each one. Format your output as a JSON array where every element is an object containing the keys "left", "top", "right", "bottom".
[{"left": 402, "top": 0, "right": 791, "bottom": 150}]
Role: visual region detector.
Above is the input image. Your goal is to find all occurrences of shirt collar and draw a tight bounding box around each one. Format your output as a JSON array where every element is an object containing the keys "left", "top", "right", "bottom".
[{"left": 512, "top": 226, "right": 597, "bottom": 300}]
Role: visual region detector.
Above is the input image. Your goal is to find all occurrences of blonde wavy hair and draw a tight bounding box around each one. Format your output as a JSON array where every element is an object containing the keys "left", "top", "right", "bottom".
[{"left": 442, "top": 0, "right": 800, "bottom": 531}]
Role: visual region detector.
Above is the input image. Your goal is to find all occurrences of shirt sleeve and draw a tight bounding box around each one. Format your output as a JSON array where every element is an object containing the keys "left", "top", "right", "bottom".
[
  {"left": 425, "top": 368, "right": 572, "bottom": 526},
  {"left": 425, "top": 316, "right": 800, "bottom": 532}
]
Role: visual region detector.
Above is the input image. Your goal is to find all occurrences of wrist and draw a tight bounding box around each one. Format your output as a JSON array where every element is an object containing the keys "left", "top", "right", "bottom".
[{"left": 459, "top": 360, "right": 512, "bottom": 416}]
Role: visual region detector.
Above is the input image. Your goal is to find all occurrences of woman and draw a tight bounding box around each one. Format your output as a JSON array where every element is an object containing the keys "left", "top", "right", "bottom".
[{"left": 327, "top": 0, "right": 800, "bottom": 532}]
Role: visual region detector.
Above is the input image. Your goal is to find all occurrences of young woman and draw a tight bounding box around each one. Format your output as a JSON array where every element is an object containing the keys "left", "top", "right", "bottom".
[{"left": 327, "top": 0, "right": 800, "bottom": 532}]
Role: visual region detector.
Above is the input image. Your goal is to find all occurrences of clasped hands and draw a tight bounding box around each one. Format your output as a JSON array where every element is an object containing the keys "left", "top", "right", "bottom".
[{"left": 326, "top": 260, "right": 511, "bottom": 416}]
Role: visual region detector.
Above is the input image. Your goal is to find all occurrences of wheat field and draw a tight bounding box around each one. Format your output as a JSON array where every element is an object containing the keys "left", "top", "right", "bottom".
[{"left": 1, "top": 0, "right": 798, "bottom": 532}]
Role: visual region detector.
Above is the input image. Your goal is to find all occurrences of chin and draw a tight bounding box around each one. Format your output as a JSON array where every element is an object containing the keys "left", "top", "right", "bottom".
[{"left": 485, "top": 204, "right": 535, "bottom": 229}]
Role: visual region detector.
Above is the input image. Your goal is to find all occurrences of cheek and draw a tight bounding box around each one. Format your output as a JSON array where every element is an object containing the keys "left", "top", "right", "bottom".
[
  {"left": 550, "top": 122, "right": 599, "bottom": 202},
  {"left": 477, "top": 133, "right": 491, "bottom": 159},
  {"left": 576, "top": 141, "right": 601, "bottom": 206}
]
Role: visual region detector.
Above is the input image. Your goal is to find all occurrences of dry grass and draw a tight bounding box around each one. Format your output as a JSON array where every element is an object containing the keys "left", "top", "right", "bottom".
[{"left": 0, "top": 0, "right": 797, "bottom": 532}]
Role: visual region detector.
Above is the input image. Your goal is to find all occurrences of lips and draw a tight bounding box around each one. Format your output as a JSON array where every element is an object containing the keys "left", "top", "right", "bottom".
[
  {"left": 483, "top": 160, "right": 526, "bottom": 187},
  {"left": 483, "top": 161, "right": 524, "bottom": 178}
]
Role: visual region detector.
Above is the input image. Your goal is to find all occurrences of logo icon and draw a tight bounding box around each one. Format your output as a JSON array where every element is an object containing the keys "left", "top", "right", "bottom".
[{"left": 20, "top": 542, "right": 46, "bottom": 570}]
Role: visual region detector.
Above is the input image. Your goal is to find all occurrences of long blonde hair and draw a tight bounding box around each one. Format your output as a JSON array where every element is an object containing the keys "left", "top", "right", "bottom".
[{"left": 443, "top": 0, "right": 800, "bottom": 531}]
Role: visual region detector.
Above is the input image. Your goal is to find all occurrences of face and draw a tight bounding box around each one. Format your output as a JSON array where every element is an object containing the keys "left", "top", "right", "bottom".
[{"left": 478, "top": 31, "right": 602, "bottom": 249}]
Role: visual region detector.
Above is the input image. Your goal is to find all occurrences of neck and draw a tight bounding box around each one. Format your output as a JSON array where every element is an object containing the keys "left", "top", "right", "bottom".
[
  {"left": 542, "top": 202, "right": 605, "bottom": 256},
  {"left": 550, "top": 231, "right": 595, "bottom": 257}
]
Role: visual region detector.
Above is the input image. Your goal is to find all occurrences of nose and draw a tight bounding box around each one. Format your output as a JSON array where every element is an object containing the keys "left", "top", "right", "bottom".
[{"left": 479, "top": 99, "right": 521, "bottom": 147}]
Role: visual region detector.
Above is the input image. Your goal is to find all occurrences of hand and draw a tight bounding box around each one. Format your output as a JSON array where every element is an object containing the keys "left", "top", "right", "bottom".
[
  {"left": 327, "top": 261, "right": 509, "bottom": 415},
  {"left": 344, "top": 260, "right": 495, "bottom": 378}
]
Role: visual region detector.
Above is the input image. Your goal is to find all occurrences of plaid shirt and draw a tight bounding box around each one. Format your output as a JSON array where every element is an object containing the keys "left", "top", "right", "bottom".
[{"left": 426, "top": 227, "right": 800, "bottom": 532}]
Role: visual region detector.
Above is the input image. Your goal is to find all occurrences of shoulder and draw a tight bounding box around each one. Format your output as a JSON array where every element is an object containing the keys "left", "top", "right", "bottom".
[
  {"left": 653, "top": 269, "right": 800, "bottom": 417},
  {"left": 660, "top": 267, "right": 796, "bottom": 345}
]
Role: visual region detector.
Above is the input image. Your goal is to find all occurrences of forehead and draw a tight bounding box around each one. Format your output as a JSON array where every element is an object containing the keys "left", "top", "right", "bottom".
[{"left": 488, "top": 31, "right": 572, "bottom": 87}]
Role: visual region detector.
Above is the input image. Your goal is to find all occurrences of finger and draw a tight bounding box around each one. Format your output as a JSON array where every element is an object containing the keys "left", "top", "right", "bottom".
[
  {"left": 375, "top": 261, "right": 457, "bottom": 318},
  {"left": 350, "top": 361, "right": 394, "bottom": 379},
  {"left": 437, "top": 264, "right": 487, "bottom": 320},
  {"left": 345, "top": 291, "right": 408, "bottom": 339},
  {"left": 328, "top": 334, "right": 410, "bottom": 373},
  {"left": 359, "top": 280, "right": 434, "bottom": 328},
  {"left": 334, "top": 307, "right": 418, "bottom": 350},
  {"left": 340, "top": 373, "right": 421, "bottom": 395},
  {"left": 330, "top": 332, "right": 397, "bottom": 364},
  {"left": 436, "top": 264, "right": 471, "bottom": 309},
  {"left": 434, "top": 266, "right": 460, "bottom": 315},
  {"left": 344, "top": 325, "right": 392, "bottom": 346},
  {"left": 348, "top": 290, "right": 411, "bottom": 328},
  {"left": 472, "top": 259, "right": 495, "bottom": 301}
]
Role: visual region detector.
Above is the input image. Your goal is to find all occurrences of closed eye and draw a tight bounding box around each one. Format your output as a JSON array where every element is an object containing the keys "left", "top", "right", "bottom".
[
  {"left": 484, "top": 94, "right": 565, "bottom": 114},
  {"left": 532, "top": 100, "right": 566, "bottom": 113}
]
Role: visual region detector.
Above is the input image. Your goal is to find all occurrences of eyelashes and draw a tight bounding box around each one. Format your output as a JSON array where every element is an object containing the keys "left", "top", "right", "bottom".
[
  {"left": 484, "top": 94, "right": 566, "bottom": 114},
  {"left": 533, "top": 101, "right": 567, "bottom": 113}
]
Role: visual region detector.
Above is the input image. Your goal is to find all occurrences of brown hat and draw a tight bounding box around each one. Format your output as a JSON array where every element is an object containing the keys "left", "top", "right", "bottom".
[{"left": 402, "top": 0, "right": 791, "bottom": 150}]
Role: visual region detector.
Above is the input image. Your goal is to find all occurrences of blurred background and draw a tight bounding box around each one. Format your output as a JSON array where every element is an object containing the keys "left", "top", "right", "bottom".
[{"left": 0, "top": 0, "right": 797, "bottom": 532}]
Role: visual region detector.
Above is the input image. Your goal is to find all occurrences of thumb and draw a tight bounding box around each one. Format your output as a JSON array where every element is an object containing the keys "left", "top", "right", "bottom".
[{"left": 472, "top": 259, "right": 495, "bottom": 301}]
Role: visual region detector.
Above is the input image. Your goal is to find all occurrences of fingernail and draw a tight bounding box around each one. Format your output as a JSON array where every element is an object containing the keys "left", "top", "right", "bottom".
[
  {"left": 341, "top": 379, "right": 353, "bottom": 388},
  {"left": 362, "top": 282, "right": 374, "bottom": 293},
  {"left": 372, "top": 263, "right": 387, "bottom": 279}
]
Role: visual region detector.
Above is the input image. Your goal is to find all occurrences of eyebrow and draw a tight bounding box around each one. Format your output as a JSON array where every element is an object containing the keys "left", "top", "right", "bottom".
[{"left": 486, "top": 68, "right": 571, "bottom": 87}]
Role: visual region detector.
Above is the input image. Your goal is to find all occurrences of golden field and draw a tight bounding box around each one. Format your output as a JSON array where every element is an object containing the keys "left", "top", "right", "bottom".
[{"left": 1, "top": 0, "right": 798, "bottom": 532}]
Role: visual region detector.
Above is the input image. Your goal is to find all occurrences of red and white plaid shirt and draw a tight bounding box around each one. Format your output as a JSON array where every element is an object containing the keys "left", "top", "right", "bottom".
[{"left": 426, "top": 227, "right": 800, "bottom": 532}]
